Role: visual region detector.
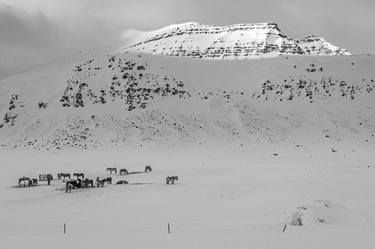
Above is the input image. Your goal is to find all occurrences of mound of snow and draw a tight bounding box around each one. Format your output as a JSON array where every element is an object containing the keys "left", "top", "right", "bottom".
[{"left": 288, "top": 200, "right": 366, "bottom": 227}]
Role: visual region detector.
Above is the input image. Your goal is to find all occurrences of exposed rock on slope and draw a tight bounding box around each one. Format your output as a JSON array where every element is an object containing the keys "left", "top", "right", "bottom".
[
  {"left": 298, "top": 36, "right": 349, "bottom": 56},
  {"left": 60, "top": 55, "right": 190, "bottom": 111},
  {"left": 0, "top": 94, "right": 24, "bottom": 128},
  {"left": 126, "top": 22, "right": 350, "bottom": 59}
]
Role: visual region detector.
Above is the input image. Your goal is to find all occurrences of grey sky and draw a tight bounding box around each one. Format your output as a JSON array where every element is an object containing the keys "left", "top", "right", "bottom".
[{"left": 0, "top": 0, "right": 374, "bottom": 78}]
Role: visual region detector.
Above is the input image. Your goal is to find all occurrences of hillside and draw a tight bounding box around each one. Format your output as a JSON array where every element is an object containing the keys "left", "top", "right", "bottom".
[
  {"left": 1, "top": 53, "right": 375, "bottom": 249},
  {"left": 2, "top": 25, "right": 375, "bottom": 249},
  {"left": 126, "top": 22, "right": 350, "bottom": 59},
  {"left": 0, "top": 52, "right": 374, "bottom": 152}
]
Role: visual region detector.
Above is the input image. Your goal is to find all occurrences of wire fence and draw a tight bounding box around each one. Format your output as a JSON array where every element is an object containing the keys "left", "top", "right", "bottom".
[{"left": 0, "top": 223, "right": 287, "bottom": 234}]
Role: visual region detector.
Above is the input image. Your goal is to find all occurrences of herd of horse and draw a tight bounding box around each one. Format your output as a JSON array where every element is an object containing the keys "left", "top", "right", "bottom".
[
  {"left": 18, "top": 165, "right": 180, "bottom": 191},
  {"left": 18, "top": 177, "right": 38, "bottom": 187},
  {"left": 18, "top": 174, "right": 53, "bottom": 187},
  {"left": 57, "top": 173, "right": 85, "bottom": 180},
  {"left": 65, "top": 178, "right": 96, "bottom": 192},
  {"left": 65, "top": 166, "right": 153, "bottom": 192},
  {"left": 106, "top": 166, "right": 152, "bottom": 175}
]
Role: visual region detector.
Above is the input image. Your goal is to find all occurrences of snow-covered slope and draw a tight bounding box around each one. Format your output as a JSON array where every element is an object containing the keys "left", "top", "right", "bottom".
[
  {"left": 1, "top": 32, "right": 375, "bottom": 249},
  {"left": 125, "top": 22, "right": 350, "bottom": 59},
  {"left": 0, "top": 51, "right": 374, "bottom": 152}
]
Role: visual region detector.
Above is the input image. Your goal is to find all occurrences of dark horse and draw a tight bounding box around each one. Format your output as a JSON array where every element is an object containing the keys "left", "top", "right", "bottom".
[
  {"left": 73, "top": 173, "right": 85, "bottom": 180},
  {"left": 65, "top": 180, "right": 80, "bottom": 193},
  {"left": 46, "top": 174, "right": 53, "bottom": 185},
  {"left": 95, "top": 177, "right": 112, "bottom": 187},
  {"left": 103, "top": 177, "right": 112, "bottom": 184},
  {"left": 166, "top": 176, "right": 179, "bottom": 184},
  {"left": 96, "top": 177, "right": 105, "bottom": 187},
  {"left": 32, "top": 179, "right": 38, "bottom": 185},
  {"left": 19, "top": 177, "right": 38, "bottom": 187},
  {"left": 106, "top": 168, "right": 117, "bottom": 174},
  {"left": 119, "top": 168, "right": 128, "bottom": 175},
  {"left": 79, "top": 178, "right": 94, "bottom": 188},
  {"left": 58, "top": 173, "right": 71, "bottom": 180},
  {"left": 83, "top": 178, "right": 94, "bottom": 187},
  {"left": 38, "top": 101, "right": 48, "bottom": 109},
  {"left": 116, "top": 180, "right": 128, "bottom": 185},
  {"left": 18, "top": 177, "right": 32, "bottom": 187},
  {"left": 39, "top": 174, "right": 53, "bottom": 181}
]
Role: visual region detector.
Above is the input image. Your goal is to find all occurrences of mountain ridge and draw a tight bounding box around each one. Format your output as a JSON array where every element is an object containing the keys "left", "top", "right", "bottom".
[{"left": 126, "top": 22, "right": 350, "bottom": 59}]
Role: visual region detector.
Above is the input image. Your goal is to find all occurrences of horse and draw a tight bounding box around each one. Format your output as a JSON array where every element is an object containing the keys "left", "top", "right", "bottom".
[
  {"left": 106, "top": 168, "right": 117, "bottom": 174},
  {"left": 18, "top": 177, "right": 32, "bottom": 187},
  {"left": 116, "top": 180, "right": 128, "bottom": 185},
  {"left": 65, "top": 180, "right": 80, "bottom": 192},
  {"left": 65, "top": 181, "right": 72, "bottom": 192},
  {"left": 166, "top": 176, "right": 178, "bottom": 184},
  {"left": 58, "top": 173, "right": 70, "bottom": 180},
  {"left": 119, "top": 168, "right": 128, "bottom": 175},
  {"left": 73, "top": 173, "right": 85, "bottom": 180},
  {"left": 145, "top": 166, "right": 152, "bottom": 172},
  {"left": 83, "top": 178, "right": 94, "bottom": 187},
  {"left": 46, "top": 174, "right": 53, "bottom": 185},
  {"left": 103, "top": 177, "right": 112, "bottom": 184},
  {"left": 38, "top": 101, "right": 48, "bottom": 109},
  {"left": 70, "top": 180, "right": 80, "bottom": 188},
  {"left": 96, "top": 177, "right": 105, "bottom": 187},
  {"left": 32, "top": 179, "right": 38, "bottom": 186},
  {"left": 65, "top": 181, "right": 74, "bottom": 192},
  {"left": 38, "top": 174, "right": 46, "bottom": 181},
  {"left": 79, "top": 178, "right": 94, "bottom": 188},
  {"left": 38, "top": 174, "right": 53, "bottom": 181}
]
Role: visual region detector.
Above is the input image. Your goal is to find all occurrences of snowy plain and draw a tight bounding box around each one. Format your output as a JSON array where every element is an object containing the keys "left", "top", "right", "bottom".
[
  {"left": 1, "top": 144, "right": 375, "bottom": 249},
  {"left": 0, "top": 45, "right": 375, "bottom": 248}
]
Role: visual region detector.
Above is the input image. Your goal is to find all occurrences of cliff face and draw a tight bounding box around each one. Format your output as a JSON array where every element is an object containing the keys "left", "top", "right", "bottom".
[
  {"left": 298, "top": 35, "right": 350, "bottom": 55},
  {"left": 126, "top": 22, "right": 350, "bottom": 59}
]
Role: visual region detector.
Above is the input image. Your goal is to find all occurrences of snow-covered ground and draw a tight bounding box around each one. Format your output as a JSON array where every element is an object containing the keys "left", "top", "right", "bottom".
[
  {"left": 1, "top": 145, "right": 375, "bottom": 249},
  {"left": 1, "top": 46, "right": 375, "bottom": 248}
]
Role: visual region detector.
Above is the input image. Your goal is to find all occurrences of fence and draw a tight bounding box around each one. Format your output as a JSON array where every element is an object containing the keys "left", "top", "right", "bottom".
[{"left": 0, "top": 223, "right": 287, "bottom": 234}]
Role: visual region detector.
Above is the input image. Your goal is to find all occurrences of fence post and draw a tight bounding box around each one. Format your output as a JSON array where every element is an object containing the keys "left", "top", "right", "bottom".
[
  {"left": 168, "top": 222, "right": 171, "bottom": 234},
  {"left": 64, "top": 223, "right": 66, "bottom": 234},
  {"left": 282, "top": 224, "right": 287, "bottom": 232}
]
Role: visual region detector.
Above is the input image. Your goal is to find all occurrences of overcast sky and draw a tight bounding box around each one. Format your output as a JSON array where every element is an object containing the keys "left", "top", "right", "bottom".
[{"left": 1, "top": 0, "right": 374, "bottom": 78}]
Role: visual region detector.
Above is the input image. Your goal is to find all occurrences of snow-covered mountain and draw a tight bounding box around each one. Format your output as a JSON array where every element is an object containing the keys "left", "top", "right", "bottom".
[
  {"left": 3, "top": 15, "right": 375, "bottom": 249},
  {"left": 126, "top": 22, "right": 350, "bottom": 59}
]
